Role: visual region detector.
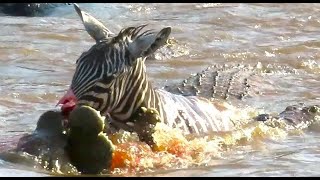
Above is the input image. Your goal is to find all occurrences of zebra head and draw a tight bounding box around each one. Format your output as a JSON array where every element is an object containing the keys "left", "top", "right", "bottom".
[{"left": 57, "top": 4, "right": 171, "bottom": 117}]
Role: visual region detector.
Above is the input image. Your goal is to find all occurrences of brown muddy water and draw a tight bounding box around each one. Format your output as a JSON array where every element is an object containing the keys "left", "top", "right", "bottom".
[{"left": 0, "top": 3, "right": 319, "bottom": 177}]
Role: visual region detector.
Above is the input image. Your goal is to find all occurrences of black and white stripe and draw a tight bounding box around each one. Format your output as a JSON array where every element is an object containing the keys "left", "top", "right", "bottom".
[
  {"left": 70, "top": 26, "right": 236, "bottom": 135},
  {"left": 75, "top": 59, "right": 235, "bottom": 135},
  {"left": 71, "top": 40, "right": 133, "bottom": 98}
]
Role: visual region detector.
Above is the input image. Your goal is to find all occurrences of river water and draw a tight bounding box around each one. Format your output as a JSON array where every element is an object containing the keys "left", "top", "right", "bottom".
[{"left": 0, "top": 3, "right": 319, "bottom": 177}]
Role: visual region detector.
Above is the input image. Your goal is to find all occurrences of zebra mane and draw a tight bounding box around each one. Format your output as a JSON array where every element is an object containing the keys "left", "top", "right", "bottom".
[{"left": 112, "top": 24, "right": 156, "bottom": 43}]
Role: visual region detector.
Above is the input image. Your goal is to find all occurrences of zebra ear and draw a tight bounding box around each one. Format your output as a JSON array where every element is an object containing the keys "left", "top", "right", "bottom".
[
  {"left": 128, "top": 27, "right": 171, "bottom": 58},
  {"left": 74, "top": 3, "right": 114, "bottom": 43}
]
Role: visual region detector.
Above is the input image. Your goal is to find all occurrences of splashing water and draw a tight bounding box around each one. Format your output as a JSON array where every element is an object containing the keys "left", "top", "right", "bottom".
[
  {"left": 0, "top": 104, "right": 319, "bottom": 176},
  {"left": 96, "top": 106, "right": 316, "bottom": 176}
]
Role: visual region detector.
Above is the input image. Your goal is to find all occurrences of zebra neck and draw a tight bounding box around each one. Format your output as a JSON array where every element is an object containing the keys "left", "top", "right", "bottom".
[
  {"left": 109, "top": 59, "right": 161, "bottom": 122},
  {"left": 109, "top": 60, "right": 237, "bottom": 135}
]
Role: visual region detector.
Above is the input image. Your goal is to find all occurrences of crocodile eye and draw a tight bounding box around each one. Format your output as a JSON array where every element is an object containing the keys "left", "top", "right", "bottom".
[
  {"left": 309, "top": 106, "right": 320, "bottom": 113},
  {"left": 256, "top": 114, "right": 271, "bottom": 122},
  {"left": 285, "top": 106, "right": 296, "bottom": 111}
]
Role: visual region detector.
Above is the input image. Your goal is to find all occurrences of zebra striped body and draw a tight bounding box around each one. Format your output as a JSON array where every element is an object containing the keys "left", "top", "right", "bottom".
[
  {"left": 155, "top": 89, "right": 235, "bottom": 134},
  {"left": 76, "top": 56, "right": 236, "bottom": 135},
  {"left": 59, "top": 4, "right": 236, "bottom": 138}
]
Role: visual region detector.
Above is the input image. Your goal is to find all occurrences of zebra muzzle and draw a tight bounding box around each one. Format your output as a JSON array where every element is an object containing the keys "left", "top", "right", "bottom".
[{"left": 57, "top": 89, "right": 78, "bottom": 117}]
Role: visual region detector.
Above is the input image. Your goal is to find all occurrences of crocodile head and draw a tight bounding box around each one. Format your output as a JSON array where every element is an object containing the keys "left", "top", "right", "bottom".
[
  {"left": 13, "top": 110, "right": 74, "bottom": 173},
  {"left": 16, "top": 110, "right": 66, "bottom": 156},
  {"left": 279, "top": 104, "right": 320, "bottom": 125}
]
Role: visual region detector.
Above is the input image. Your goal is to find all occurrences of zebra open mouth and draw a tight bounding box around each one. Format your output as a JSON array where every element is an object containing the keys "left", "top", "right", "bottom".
[
  {"left": 57, "top": 89, "right": 78, "bottom": 118},
  {"left": 57, "top": 99, "right": 76, "bottom": 129},
  {"left": 61, "top": 100, "right": 76, "bottom": 117}
]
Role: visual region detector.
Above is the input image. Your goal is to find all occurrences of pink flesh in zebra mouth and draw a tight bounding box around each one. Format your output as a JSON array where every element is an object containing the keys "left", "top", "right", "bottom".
[
  {"left": 61, "top": 100, "right": 76, "bottom": 116},
  {"left": 58, "top": 100, "right": 76, "bottom": 129},
  {"left": 57, "top": 89, "right": 78, "bottom": 118}
]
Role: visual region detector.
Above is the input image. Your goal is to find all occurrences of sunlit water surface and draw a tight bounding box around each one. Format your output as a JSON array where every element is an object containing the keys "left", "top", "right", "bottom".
[{"left": 0, "top": 3, "right": 319, "bottom": 176}]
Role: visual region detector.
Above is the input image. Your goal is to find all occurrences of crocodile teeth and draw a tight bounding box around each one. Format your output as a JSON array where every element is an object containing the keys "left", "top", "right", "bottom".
[
  {"left": 126, "top": 122, "right": 135, "bottom": 127},
  {"left": 141, "top": 107, "right": 148, "bottom": 113}
]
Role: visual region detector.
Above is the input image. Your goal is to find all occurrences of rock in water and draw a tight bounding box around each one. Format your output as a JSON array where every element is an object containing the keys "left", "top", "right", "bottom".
[{"left": 66, "top": 105, "right": 114, "bottom": 174}]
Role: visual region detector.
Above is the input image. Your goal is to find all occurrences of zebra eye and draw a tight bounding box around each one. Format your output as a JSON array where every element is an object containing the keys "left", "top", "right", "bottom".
[{"left": 101, "top": 74, "right": 116, "bottom": 84}]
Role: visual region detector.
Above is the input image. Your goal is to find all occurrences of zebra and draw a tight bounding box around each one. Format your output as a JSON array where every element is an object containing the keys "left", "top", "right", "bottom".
[{"left": 58, "top": 4, "right": 237, "bottom": 140}]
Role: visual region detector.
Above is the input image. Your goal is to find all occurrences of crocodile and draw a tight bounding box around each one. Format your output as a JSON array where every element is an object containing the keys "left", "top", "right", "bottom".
[
  {"left": 66, "top": 105, "right": 114, "bottom": 174},
  {"left": 0, "top": 106, "right": 115, "bottom": 175},
  {"left": 0, "top": 110, "right": 76, "bottom": 174},
  {"left": 0, "top": 3, "right": 69, "bottom": 17},
  {"left": 163, "top": 63, "right": 299, "bottom": 106},
  {"left": 15, "top": 110, "right": 67, "bottom": 158},
  {"left": 257, "top": 104, "right": 320, "bottom": 127}
]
